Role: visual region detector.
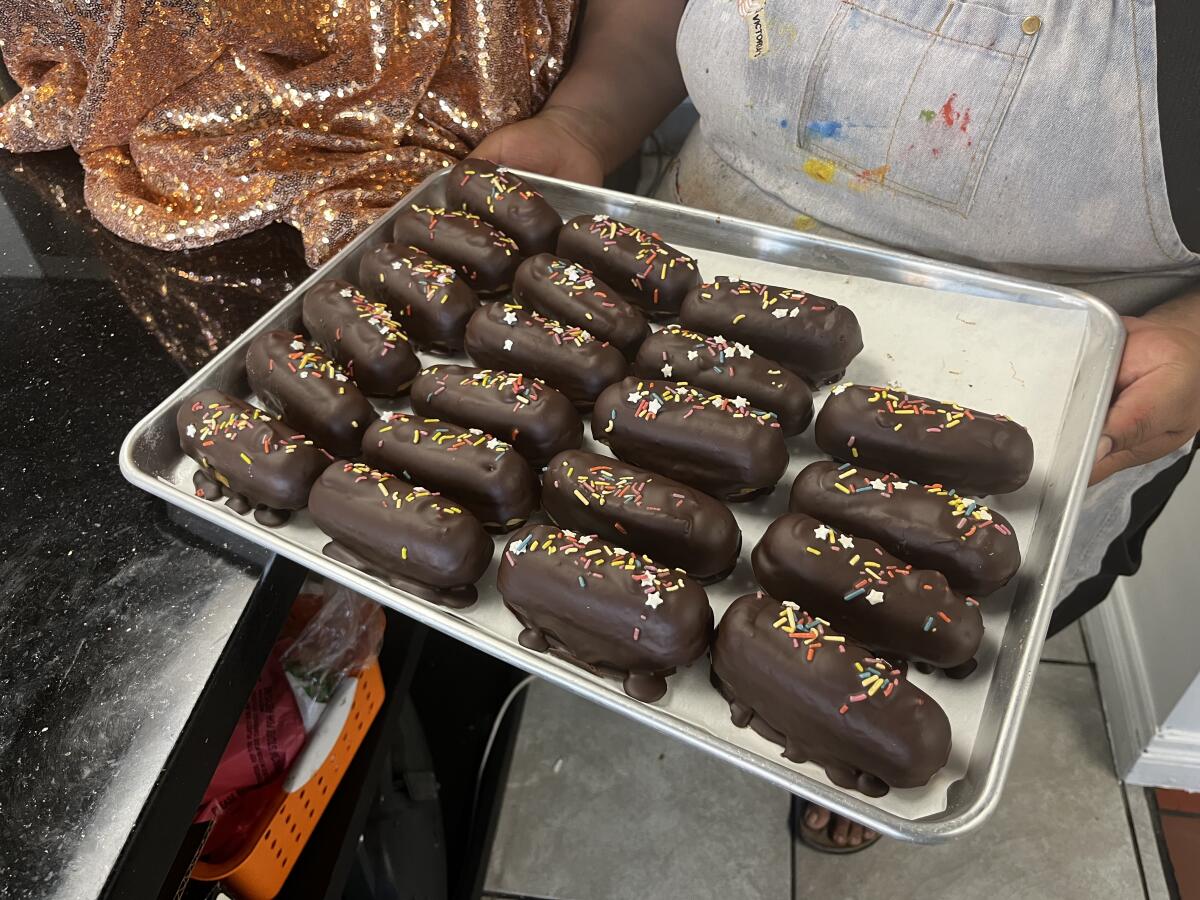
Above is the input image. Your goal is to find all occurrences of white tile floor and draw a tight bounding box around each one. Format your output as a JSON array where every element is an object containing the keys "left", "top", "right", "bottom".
[{"left": 483, "top": 623, "right": 1171, "bottom": 900}]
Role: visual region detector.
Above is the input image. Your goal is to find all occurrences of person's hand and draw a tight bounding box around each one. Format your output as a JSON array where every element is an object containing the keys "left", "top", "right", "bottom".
[
  {"left": 1091, "top": 314, "right": 1200, "bottom": 484},
  {"left": 471, "top": 105, "right": 606, "bottom": 186}
]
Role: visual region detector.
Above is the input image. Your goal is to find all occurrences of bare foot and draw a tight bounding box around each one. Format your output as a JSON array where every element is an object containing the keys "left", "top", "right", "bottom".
[{"left": 803, "top": 803, "right": 879, "bottom": 849}]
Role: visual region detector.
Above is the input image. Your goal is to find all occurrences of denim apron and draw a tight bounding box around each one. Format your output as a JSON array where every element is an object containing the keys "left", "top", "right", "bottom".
[{"left": 666, "top": 0, "right": 1197, "bottom": 599}]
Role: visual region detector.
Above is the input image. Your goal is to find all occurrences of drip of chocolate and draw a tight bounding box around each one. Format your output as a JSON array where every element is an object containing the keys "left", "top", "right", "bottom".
[
  {"left": 362, "top": 413, "right": 537, "bottom": 532},
  {"left": 245, "top": 330, "right": 374, "bottom": 458},
  {"left": 557, "top": 214, "right": 701, "bottom": 317},
  {"left": 357, "top": 244, "right": 479, "bottom": 353},
  {"left": 679, "top": 278, "right": 862, "bottom": 385},
  {"left": 752, "top": 513, "right": 983, "bottom": 671},
  {"left": 711, "top": 592, "right": 952, "bottom": 794},
  {"left": 512, "top": 253, "right": 650, "bottom": 358},
  {"left": 591, "top": 377, "right": 788, "bottom": 502},
  {"left": 789, "top": 460, "right": 1021, "bottom": 596},
  {"left": 308, "top": 461, "right": 493, "bottom": 603},
  {"left": 410, "top": 364, "right": 582, "bottom": 467},
  {"left": 633, "top": 325, "right": 813, "bottom": 435},
  {"left": 444, "top": 158, "right": 562, "bottom": 256},
  {"left": 816, "top": 384, "right": 1034, "bottom": 495},
  {"left": 176, "top": 389, "right": 330, "bottom": 525},
  {"left": 541, "top": 450, "right": 741, "bottom": 582},
  {"left": 301, "top": 280, "right": 421, "bottom": 397},
  {"left": 464, "top": 301, "right": 628, "bottom": 409},
  {"left": 392, "top": 204, "right": 520, "bottom": 297},
  {"left": 497, "top": 525, "right": 713, "bottom": 702}
]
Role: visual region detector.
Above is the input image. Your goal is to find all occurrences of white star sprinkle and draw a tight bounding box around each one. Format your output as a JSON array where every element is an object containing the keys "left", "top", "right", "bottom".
[
  {"left": 734, "top": 342, "right": 754, "bottom": 357},
  {"left": 866, "top": 589, "right": 885, "bottom": 605},
  {"left": 868, "top": 478, "right": 887, "bottom": 491},
  {"left": 788, "top": 307, "right": 801, "bottom": 317},
  {"left": 731, "top": 396, "right": 748, "bottom": 408},
  {"left": 813, "top": 524, "right": 832, "bottom": 540},
  {"left": 647, "top": 398, "right": 663, "bottom": 415},
  {"left": 510, "top": 543, "right": 527, "bottom": 556},
  {"left": 627, "top": 392, "right": 642, "bottom": 403},
  {"left": 644, "top": 591, "right": 663, "bottom": 609},
  {"left": 486, "top": 437, "right": 505, "bottom": 450},
  {"left": 837, "top": 534, "right": 855, "bottom": 549},
  {"left": 686, "top": 350, "right": 699, "bottom": 360},
  {"left": 661, "top": 363, "right": 673, "bottom": 377},
  {"left": 503, "top": 311, "right": 518, "bottom": 325},
  {"left": 503, "top": 339, "right": 513, "bottom": 351},
  {"left": 186, "top": 424, "right": 196, "bottom": 438},
  {"left": 893, "top": 481, "right": 908, "bottom": 490},
  {"left": 772, "top": 309, "right": 788, "bottom": 319},
  {"left": 831, "top": 382, "right": 851, "bottom": 395},
  {"left": 290, "top": 340, "right": 304, "bottom": 351}
]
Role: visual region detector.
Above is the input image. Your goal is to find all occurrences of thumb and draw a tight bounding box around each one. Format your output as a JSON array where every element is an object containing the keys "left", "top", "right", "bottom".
[{"left": 1090, "top": 374, "right": 1169, "bottom": 484}]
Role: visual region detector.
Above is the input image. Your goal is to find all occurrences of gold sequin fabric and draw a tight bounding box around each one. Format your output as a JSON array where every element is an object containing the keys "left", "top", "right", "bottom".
[{"left": 0, "top": 0, "right": 576, "bottom": 265}]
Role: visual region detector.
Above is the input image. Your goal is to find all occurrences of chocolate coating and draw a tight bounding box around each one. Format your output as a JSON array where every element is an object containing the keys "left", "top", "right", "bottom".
[
  {"left": 789, "top": 461, "right": 1021, "bottom": 596},
  {"left": 362, "top": 413, "right": 537, "bottom": 531},
  {"left": 497, "top": 525, "right": 713, "bottom": 702},
  {"left": 357, "top": 243, "right": 479, "bottom": 352},
  {"left": 512, "top": 253, "right": 650, "bottom": 357},
  {"left": 245, "top": 330, "right": 374, "bottom": 458},
  {"left": 556, "top": 214, "right": 701, "bottom": 317},
  {"left": 816, "top": 384, "right": 1035, "bottom": 495},
  {"left": 752, "top": 514, "right": 984, "bottom": 670},
  {"left": 301, "top": 280, "right": 421, "bottom": 397},
  {"left": 464, "top": 302, "right": 628, "bottom": 409},
  {"left": 410, "top": 365, "right": 582, "bottom": 467},
  {"left": 444, "top": 158, "right": 562, "bottom": 256},
  {"left": 308, "top": 461, "right": 493, "bottom": 600},
  {"left": 176, "top": 390, "right": 329, "bottom": 523},
  {"left": 711, "top": 592, "right": 951, "bottom": 794},
  {"left": 634, "top": 325, "right": 814, "bottom": 436},
  {"left": 591, "top": 377, "right": 788, "bottom": 502},
  {"left": 392, "top": 204, "right": 520, "bottom": 296},
  {"left": 679, "top": 278, "right": 863, "bottom": 385},
  {"left": 541, "top": 450, "right": 741, "bottom": 582}
]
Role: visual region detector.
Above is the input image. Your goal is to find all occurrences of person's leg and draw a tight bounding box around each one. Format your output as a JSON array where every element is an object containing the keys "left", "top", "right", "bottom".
[{"left": 1048, "top": 441, "right": 1198, "bottom": 636}]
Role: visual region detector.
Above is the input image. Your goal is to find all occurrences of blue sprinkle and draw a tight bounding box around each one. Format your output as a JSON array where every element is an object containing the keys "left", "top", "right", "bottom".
[
  {"left": 843, "top": 588, "right": 866, "bottom": 601},
  {"left": 855, "top": 485, "right": 874, "bottom": 493},
  {"left": 923, "top": 616, "right": 935, "bottom": 632},
  {"left": 837, "top": 463, "right": 850, "bottom": 471},
  {"left": 578, "top": 575, "right": 586, "bottom": 588}
]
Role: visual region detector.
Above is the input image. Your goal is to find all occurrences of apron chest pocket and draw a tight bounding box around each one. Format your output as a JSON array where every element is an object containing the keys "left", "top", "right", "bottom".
[{"left": 798, "top": 0, "right": 1039, "bottom": 214}]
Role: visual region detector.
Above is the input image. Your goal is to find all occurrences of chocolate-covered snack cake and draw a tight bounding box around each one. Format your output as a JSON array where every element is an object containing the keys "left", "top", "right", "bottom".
[
  {"left": 357, "top": 244, "right": 479, "bottom": 352},
  {"left": 789, "top": 460, "right": 1021, "bottom": 596},
  {"left": 633, "top": 325, "right": 814, "bottom": 436},
  {"left": 391, "top": 204, "right": 520, "bottom": 297},
  {"left": 410, "top": 365, "right": 582, "bottom": 467},
  {"left": 512, "top": 253, "right": 650, "bottom": 357},
  {"left": 556, "top": 214, "right": 701, "bottom": 317},
  {"left": 679, "top": 278, "right": 863, "bottom": 385},
  {"left": 497, "top": 525, "right": 714, "bottom": 702},
  {"left": 301, "top": 280, "right": 421, "bottom": 397},
  {"left": 541, "top": 450, "right": 741, "bottom": 583},
  {"left": 711, "top": 592, "right": 952, "bottom": 795},
  {"left": 591, "top": 377, "right": 788, "bottom": 501},
  {"left": 444, "top": 158, "right": 562, "bottom": 256},
  {"left": 362, "top": 413, "right": 537, "bottom": 532},
  {"left": 176, "top": 389, "right": 330, "bottom": 526},
  {"left": 245, "top": 331, "right": 375, "bottom": 458},
  {"left": 464, "top": 302, "right": 628, "bottom": 409},
  {"left": 752, "top": 514, "right": 984, "bottom": 674},
  {"left": 815, "top": 384, "right": 1035, "bottom": 496},
  {"left": 308, "top": 461, "right": 493, "bottom": 607}
]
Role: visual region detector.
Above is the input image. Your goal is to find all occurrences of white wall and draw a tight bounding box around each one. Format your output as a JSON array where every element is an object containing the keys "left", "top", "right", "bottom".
[{"left": 1085, "top": 453, "right": 1200, "bottom": 789}]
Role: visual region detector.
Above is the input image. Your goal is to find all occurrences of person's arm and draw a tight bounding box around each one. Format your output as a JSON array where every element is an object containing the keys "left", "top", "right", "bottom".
[
  {"left": 472, "top": 0, "right": 689, "bottom": 184},
  {"left": 1091, "top": 289, "right": 1200, "bottom": 483}
]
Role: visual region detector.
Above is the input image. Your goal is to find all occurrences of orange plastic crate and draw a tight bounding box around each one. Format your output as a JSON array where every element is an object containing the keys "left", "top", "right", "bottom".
[{"left": 192, "top": 658, "right": 385, "bottom": 899}]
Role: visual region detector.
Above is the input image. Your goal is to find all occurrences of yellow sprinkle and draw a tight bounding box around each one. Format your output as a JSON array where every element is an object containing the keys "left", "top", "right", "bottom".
[
  {"left": 835, "top": 482, "right": 852, "bottom": 494},
  {"left": 893, "top": 423, "right": 903, "bottom": 431},
  {"left": 732, "top": 314, "right": 746, "bottom": 324},
  {"left": 401, "top": 547, "right": 408, "bottom": 559},
  {"left": 379, "top": 425, "right": 393, "bottom": 433},
  {"left": 806, "top": 547, "right": 821, "bottom": 556},
  {"left": 573, "top": 489, "right": 590, "bottom": 506},
  {"left": 379, "top": 482, "right": 389, "bottom": 496},
  {"left": 851, "top": 447, "right": 859, "bottom": 458},
  {"left": 837, "top": 468, "right": 857, "bottom": 479},
  {"left": 946, "top": 419, "right": 960, "bottom": 428},
  {"left": 849, "top": 554, "right": 860, "bottom": 565},
  {"left": 239, "top": 452, "right": 252, "bottom": 465}
]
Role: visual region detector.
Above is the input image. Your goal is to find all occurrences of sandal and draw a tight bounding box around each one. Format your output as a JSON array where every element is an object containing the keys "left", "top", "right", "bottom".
[{"left": 793, "top": 798, "right": 881, "bottom": 854}]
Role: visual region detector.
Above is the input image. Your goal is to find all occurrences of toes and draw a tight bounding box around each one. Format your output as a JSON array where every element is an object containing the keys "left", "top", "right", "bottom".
[
  {"left": 805, "top": 804, "right": 831, "bottom": 830},
  {"left": 831, "top": 815, "right": 851, "bottom": 847},
  {"left": 864, "top": 828, "right": 878, "bottom": 843},
  {"left": 848, "top": 823, "right": 865, "bottom": 847}
]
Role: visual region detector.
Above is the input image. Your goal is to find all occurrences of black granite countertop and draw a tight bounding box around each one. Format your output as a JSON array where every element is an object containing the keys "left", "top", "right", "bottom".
[{"left": 0, "top": 139, "right": 312, "bottom": 898}]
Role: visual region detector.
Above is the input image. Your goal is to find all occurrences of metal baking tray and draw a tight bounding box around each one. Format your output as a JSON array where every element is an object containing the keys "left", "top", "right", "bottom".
[{"left": 120, "top": 168, "right": 1121, "bottom": 842}]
